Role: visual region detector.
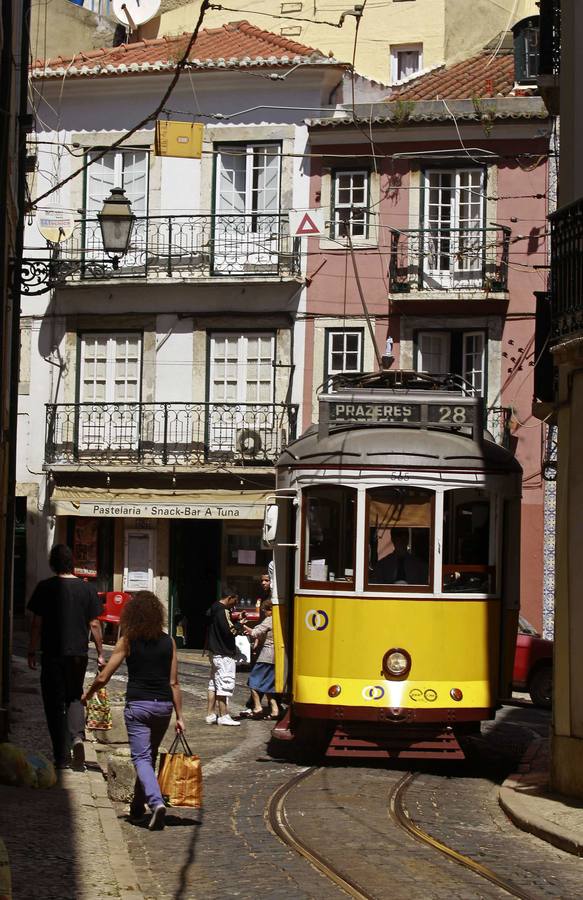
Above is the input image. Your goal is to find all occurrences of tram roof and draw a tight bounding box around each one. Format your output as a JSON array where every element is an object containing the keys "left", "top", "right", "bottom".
[{"left": 277, "top": 424, "right": 522, "bottom": 473}]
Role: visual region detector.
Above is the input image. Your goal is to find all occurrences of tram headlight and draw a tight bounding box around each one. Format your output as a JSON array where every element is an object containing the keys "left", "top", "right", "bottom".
[{"left": 382, "top": 648, "right": 411, "bottom": 679}]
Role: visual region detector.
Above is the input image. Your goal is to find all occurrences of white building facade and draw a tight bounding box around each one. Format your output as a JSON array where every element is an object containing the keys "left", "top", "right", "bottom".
[{"left": 19, "top": 23, "right": 377, "bottom": 644}]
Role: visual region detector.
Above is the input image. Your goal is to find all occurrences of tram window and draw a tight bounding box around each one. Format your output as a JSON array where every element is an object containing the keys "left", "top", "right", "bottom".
[
  {"left": 443, "top": 490, "right": 494, "bottom": 593},
  {"left": 367, "top": 487, "right": 432, "bottom": 588},
  {"left": 303, "top": 486, "right": 356, "bottom": 585}
]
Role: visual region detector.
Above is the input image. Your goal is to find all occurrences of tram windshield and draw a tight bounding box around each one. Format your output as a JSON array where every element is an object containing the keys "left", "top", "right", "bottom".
[
  {"left": 367, "top": 487, "right": 432, "bottom": 588},
  {"left": 442, "top": 489, "right": 495, "bottom": 593},
  {"left": 303, "top": 486, "right": 356, "bottom": 585}
]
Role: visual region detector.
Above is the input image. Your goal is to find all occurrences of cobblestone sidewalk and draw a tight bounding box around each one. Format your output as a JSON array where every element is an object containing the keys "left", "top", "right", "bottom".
[{"left": 0, "top": 658, "right": 142, "bottom": 900}]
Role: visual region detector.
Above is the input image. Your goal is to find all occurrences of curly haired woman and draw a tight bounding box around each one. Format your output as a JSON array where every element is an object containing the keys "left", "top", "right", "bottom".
[{"left": 82, "top": 591, "right": 184, "bottom": 831}]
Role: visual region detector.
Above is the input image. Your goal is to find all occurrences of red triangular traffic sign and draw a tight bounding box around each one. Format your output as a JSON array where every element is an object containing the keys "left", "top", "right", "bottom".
[{"left": 295, "top": 213, "right": 321, "bottom": 235}]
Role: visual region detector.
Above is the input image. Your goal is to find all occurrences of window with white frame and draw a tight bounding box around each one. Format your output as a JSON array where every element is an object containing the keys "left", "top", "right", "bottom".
[
  {"left": 85, "top": 149, "right": 149, "bottom": 216},
  {"left": 424, "top": 168, "right": 485, "bottom": 285},
  {"left": 390, "top": 43, "right": 422, "bottom": 82},
  {"left": 208, "top": 332, "right": 276, "bottom": 454},
  {"left": 325, "top": 329, "right": 364, "bottom": 384},
  {"left": 78, "top": 333, "right": 142, "bottom": 449},
  {"left": 215, "top": 144, "right": 281, "bottom": 220},
  {"left": 80, "top": 333, "right": 142, "bottom": 404},
  {"left": 209, "top": 333, "right": 275, "bottom": 406},
  {"left": 416, "top": 329, "right": 486, "bottom": 396},
  {"left": 85, "top": 149, "right": 149, "bottom": 260},
  {"left": 331, "top": 170, "right": 369, "bottom": 239}
]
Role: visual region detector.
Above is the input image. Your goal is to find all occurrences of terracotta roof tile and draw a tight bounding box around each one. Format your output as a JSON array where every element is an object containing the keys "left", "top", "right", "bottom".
[
  {"left": 32, "top": 20, "right": 331, "bottom": 77},
  {"left": 390, "top": 51, "right": 522, "bottom": 101}
]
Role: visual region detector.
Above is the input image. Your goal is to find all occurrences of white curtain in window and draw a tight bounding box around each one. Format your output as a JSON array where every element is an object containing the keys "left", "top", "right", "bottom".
[{"left": 397, "top": 50, "right": 420, "bottom": 80}]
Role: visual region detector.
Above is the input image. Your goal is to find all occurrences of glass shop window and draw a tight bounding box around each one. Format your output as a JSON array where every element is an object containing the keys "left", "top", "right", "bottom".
[
  {"left": 303, "top": 486, "right": 356, "bottom": 586},
  {"left": 442, "top": 489, "right": 495, "bottom": 593},
  {"left": 367, "top": 487, "right": 433, "bottom": 589}
]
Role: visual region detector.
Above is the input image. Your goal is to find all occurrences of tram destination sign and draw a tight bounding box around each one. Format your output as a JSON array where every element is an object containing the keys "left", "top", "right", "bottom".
[
  {"left": 320, "top": 393, "right": 483, "bottom": 437},
  {"left": 329, "top": 401, "right": 421, "bottom": 424}
]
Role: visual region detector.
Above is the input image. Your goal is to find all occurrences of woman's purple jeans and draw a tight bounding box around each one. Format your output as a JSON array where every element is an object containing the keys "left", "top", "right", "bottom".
[{"left": 124, "top": 700, "right": 173, "bottom": 813}]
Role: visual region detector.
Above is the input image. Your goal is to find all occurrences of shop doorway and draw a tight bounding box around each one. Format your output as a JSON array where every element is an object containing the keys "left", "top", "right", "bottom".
[{"left": 170, "top": 520, "right": 221, "bottom": 649}]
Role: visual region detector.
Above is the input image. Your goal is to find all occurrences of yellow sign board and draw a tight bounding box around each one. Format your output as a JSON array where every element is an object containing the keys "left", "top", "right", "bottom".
[{"left": 154, "top": 120, "right": 204, "bottom": 159}]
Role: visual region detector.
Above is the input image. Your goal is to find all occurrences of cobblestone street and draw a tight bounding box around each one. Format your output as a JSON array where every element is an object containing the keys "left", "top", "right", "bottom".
[
  {"left": 110, "top": 658, "right": 583, "bottom": 900},
  {"left": 4, "top": 648, "right": 583, "bottom": 900}
]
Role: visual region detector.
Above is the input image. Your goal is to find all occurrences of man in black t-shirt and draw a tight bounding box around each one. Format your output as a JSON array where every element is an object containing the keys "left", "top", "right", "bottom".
[
  {"left": 205, "top": 585, "right": 243, "bottom": 727},
  {"left": 27, "top": 544, "right": 104, "bottom": 769}
]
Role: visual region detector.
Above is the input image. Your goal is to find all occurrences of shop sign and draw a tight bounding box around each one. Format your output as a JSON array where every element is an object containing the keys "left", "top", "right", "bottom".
[{"left": 60, "top": 501, "right": 265, "bottom": 520}]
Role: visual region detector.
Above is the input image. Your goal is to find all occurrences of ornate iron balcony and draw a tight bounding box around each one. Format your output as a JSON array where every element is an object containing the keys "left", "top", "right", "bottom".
[
  {"left": 22, "top": 213, "right": 301, "bottom": 294},
  {"left": 45, "top": 402, "right": 298, "bottom": 466},
  {"left": 388, "top": 225, "right": 510, "bottom": 293},
  {"left": 550, "top": 197, "right": 583, "bottom": 341}
]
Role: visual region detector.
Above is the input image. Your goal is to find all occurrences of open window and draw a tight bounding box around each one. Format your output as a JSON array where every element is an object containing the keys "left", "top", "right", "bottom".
[
  {"left": 366, "top": 487, "right": 433, "bottom": 590},
  {"left": 442, "top": 488, "right": 495, "bottom": 593},
  {"left": 302, "top": 486, "right": 356, "bottom": 587}
]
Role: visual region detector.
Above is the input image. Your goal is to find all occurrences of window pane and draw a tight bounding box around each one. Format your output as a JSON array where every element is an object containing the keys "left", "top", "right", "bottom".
[
  {"left": 328, "top": 330, "right": 362, "bottom": 376},
  {"left": 367, "top": 487, "right": 432, "bottom": 587},
  {"left": 304, "top": 486, "right": 356, "bottom": 584},
  {"left": 217, "top": 151, "right": 246, "bottom": 214},
  {"left": 443, "top": 489, "right": 493, "bottom": 593},
  {"left": 333, "top": 171, "right": 368, "bottom": 238}
]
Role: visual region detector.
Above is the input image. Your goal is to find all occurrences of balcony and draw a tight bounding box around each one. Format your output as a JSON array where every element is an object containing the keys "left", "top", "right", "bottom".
[
  {"left": 45, "top": 402, "right": 298, "bottom": 467},
  {"left": 550, "top": 197, "right": 583, "bottom": 342},
  {"left": 22, "top": 213, "right": 300, "bottom": 294},
  {"left": 388, "top": 226, "right": 510, "bottom": 295}
]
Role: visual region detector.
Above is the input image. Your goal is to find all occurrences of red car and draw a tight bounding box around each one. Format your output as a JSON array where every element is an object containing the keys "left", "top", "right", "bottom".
[{"left": 513, "top": 616, "right": 553, "bottom": 709}]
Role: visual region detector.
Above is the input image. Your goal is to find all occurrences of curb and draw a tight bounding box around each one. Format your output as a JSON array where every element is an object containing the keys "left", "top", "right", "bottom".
[
  {"left": 499, "top": 739, "right": 583, "bottom": 857},
  {"left": 85, "top": 742, "right": 145, "bottom": 900}
]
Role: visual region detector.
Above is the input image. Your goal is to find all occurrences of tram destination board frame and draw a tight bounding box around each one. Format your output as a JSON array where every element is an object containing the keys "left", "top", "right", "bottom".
[{"left": 318, "top": 391, "right": 485, "bottom": 440}]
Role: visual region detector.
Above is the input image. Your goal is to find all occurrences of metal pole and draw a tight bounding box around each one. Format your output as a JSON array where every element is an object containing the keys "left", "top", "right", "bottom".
[{"left": 344, "top": 225, "right": 383, "bottom": 369}]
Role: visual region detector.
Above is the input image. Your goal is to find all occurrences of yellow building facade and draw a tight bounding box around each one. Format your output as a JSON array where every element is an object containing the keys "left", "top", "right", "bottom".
[{"left": 147, "top": 0, "right": 538, "bottom": 84}]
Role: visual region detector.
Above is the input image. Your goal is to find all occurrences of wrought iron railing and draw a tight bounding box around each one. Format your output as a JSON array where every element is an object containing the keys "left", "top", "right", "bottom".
[
  {"left": 486, "top": 406, "right": 512, "bottom": 449},
  {"left": 388, "top": 225, "right": 510, "bottom": 293},
  {"left": 539, "top": 0, "right": 561, "bottom": 78},
  {"left": 45, "top": 402, "right": 298, "bottom": 466},
  {"left": 550, "top": 197, "right": 583, "bottom": 340},
  {"left": 22, "top": 213, "right": 300, "bottom": 293}
]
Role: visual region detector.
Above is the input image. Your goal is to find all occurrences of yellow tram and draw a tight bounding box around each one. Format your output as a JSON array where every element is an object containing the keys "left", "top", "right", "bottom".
[{"left": 265, "top": 372, "right": 522, "bottom": 758}]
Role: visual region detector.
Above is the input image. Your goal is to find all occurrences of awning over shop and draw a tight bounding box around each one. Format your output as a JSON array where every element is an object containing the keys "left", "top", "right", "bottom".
[{"left": 51, "top": 487, "right": 272, "bottom": 520}]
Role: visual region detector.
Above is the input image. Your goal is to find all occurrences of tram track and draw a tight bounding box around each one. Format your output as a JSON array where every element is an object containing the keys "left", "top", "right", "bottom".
[
  {"left": 268, "top": 767, "right": 375, "bottom": 900},
  {"left": 267, "top": 766, "right": 537, "bottom": 900}
]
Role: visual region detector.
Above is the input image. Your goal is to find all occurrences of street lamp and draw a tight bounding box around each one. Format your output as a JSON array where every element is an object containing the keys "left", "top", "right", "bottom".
[{"left": 97, "top": 187, "right": 135, "bottom": 268}]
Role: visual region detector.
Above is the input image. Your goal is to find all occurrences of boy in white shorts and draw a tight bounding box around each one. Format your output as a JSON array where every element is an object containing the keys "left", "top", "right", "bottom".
[{"left": 206, "top": 585, "right": 241, "bottom": 726}]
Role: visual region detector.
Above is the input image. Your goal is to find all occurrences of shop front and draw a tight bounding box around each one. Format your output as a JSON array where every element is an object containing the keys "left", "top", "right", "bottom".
[{"left": 51, "top": 488, "right": 273, "bottom": 648}]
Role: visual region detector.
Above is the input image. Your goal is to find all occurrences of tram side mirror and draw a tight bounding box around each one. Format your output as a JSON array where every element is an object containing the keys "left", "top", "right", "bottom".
[{"left": 263, "top": 504, "right": 279, "bottom": 546}]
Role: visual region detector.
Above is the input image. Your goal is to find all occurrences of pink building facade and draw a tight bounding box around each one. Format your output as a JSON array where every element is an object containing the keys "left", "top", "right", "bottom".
[{"left": 302, "top": 49, "right": 552, "bottom": 629}]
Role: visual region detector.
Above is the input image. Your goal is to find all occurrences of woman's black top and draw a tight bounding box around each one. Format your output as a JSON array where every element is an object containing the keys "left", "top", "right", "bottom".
[{"left": 126, "top": 634, "right": 173, "bottom": 702}]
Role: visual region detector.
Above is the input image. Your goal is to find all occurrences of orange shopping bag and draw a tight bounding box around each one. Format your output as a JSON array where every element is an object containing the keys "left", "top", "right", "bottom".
[{"left": 157, "top": 733, "right": 202, "bottom": 808}]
